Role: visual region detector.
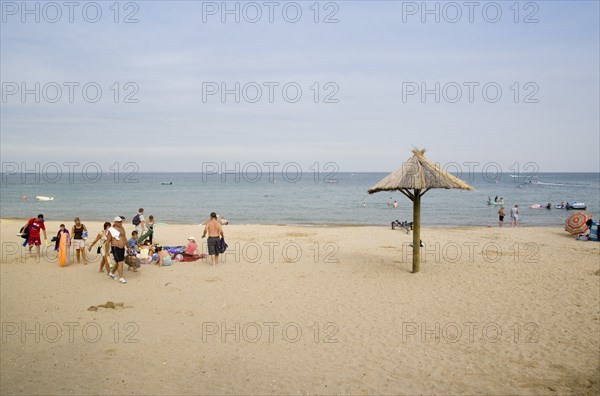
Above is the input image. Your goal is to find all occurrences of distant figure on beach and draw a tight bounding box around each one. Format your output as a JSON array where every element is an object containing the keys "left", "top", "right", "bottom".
[
  {"left": 393, "top": 200, "right": 398, "bottom": 208},
  {"left": 499, "top": 197, "right": 504, "bottom": 204},
  {"left": 202, "top": 212, "right": 224, "bottom": 267},
  {"left": 498, "top": 207, "right": 505, "bottom": 228},
  {"left": 546, "top": 203, "right": 552, "bottom": 210},
  {"left": 23, "top": 214, "right": 47, "bottom": 259},
  {"left": 183, "top": 237, "right": 199, "bottom": 257},
  {"left": 106, "top": 216, "right": 128, "bottom": 284},
  {"left": 71, "top": 217, "right": 88, "bottom": 264},
  {"left": 132, "top": 208, "right": 146, "bottom": 233},
  {"left": 146, "top": 215, "right": 155, "bottom": 244},
  {"left": 88, "top": 222, "right": 111, "bottom": 273},
  {"left": 510, "top": 205, "right": 519, "bottom": 227}
]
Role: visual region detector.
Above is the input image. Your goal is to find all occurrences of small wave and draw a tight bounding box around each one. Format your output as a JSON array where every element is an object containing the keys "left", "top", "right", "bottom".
[{"left": 534, "top": 181, "right": 588, "bottom": 187}]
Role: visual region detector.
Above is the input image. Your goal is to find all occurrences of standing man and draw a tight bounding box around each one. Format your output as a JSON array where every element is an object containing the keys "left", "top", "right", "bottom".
[
  {"left": 202, "top": 212, "right": 224, "bottom": 268},
  {"left": 132, "top": 208, "right": 146, "bottom": 234},
  {"left": 510, "top": 205, "right": 519, "bottom": 227},
  {"left": 106, "top": 216, "right": 128, "bottom": 284},
  {"left": 24, "top": 214, "right": 47, "bottom": 259},
  {"left": 498, "top": 206, "right": 505, "bottom": 228}
]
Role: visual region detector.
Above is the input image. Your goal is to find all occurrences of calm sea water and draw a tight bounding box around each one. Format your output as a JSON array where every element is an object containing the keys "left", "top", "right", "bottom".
[{"left": 1, "top": 172, "right": 598, "bottom": 227}]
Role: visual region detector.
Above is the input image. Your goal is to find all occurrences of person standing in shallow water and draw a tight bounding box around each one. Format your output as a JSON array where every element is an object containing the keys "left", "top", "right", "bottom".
[
  {"left": 498, "top": 207, "right": 505, "bottom": 228},
  {"left": 202, "top": 212, "right": 224, "bottom": 268},
  {"left": 510, "top": 205, "right": 519, "bottom": 227}
]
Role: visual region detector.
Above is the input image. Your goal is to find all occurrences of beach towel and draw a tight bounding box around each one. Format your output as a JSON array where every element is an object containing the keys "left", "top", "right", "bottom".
[
  {"left": 108, "top": 227, "right": 121, "bottom": 240},
  {"left": 137, "top": 229, "right": 153, "bottom": 244},
  {"left": 19, "top": 225, "right": 30, "bottom": 247},
  {"left": 164, "top": 246, "right": 185, "bottom": 255},
  {"left": 162, "top": 246, "right": 206, "bottom": 262},
  {"left": 590, "top": 221, "right": 599, "bottom": 242},
  {"left": 179, "top": 253, "right": 207, "bottom": 262},
  {"left": 218, "top": 238, "right": 228, "bottom": 254}
]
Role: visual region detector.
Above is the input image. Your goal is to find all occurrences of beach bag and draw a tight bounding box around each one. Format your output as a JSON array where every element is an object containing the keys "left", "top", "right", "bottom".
[
  {"left": 125, "top": 255, "right": 140, "bottom": 268},
  {"left": 132, "top": 214, "right": 141, "bottom": 226},
  {"left": 19, "top": 225, "right": 30, "bottom": 239},
  {"left": 218, "top": 238, "right": 228, "bottom": 254}
]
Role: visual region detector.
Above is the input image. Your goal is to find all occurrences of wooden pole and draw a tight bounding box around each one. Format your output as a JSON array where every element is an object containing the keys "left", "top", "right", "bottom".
[{"left": 412, "top": 189, "right": 421, "bottom": 273}]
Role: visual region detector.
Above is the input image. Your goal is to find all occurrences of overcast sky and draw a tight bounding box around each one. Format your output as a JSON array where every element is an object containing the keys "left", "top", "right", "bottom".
[{"left": 1, "top": 0, "right": 599, "bottom": 173}]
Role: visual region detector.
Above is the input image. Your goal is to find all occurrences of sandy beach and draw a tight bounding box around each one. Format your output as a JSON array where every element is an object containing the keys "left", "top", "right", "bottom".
[{"left": 1, "top": 219, "right": 599, "bottom": 395}]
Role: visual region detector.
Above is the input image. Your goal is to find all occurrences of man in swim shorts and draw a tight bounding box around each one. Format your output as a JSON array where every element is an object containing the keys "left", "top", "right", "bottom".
[
  {"left": 24, "top": 214, "right": 47, "bottom": 259},
  {"left": 202, "top": 212, "right": 224, "bottom": 268},
  {"left": 106, "top": 216, "right": 128, "bottom": 283}
]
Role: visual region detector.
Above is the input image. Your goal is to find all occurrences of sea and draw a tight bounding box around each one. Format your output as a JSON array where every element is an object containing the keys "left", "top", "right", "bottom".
[{"left": 1, "top": 172, "right": 598, "bottom": 227}]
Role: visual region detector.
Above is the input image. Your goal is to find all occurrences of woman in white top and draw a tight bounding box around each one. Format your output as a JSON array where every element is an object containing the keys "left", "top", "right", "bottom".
[{"left": 88, "top": 222, "right": 111, "bottom": 273}]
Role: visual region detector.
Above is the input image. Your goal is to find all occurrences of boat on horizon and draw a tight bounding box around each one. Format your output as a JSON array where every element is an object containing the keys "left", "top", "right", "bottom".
[{"left": 35, "top": 196, "right": 54, "bottom": 201}]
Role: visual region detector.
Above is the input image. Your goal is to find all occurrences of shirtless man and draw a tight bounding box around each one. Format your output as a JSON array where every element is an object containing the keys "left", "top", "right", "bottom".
[
  {"left": 105, "top": 216, "right": 128, "bottom": 283},
  {"left": 202, "top": 212, "right": 224, "bottom": 267}
]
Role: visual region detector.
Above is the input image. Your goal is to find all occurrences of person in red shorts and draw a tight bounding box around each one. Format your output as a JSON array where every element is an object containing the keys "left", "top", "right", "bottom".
[{"left": 23, "top": 214, "right": 48, "bottom": 259}]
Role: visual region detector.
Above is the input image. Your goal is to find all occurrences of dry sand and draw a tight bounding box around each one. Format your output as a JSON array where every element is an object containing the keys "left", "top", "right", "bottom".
[{"left": 1, "top": 219, "right": 599, "bottom": 395}]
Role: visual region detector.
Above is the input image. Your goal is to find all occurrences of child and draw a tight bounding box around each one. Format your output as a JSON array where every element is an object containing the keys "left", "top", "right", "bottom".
[
  {"left": 128, "top": 231, "right": 139, "bottom": 255},
  {"left": 54, "top": 224, "right": 69, "bottom": 252},
  {"left": 136, "top": 241, "right": 157, "bottom": 265},
  {"left": 147, "top": 215, "right": 155, "bottom": 244}
]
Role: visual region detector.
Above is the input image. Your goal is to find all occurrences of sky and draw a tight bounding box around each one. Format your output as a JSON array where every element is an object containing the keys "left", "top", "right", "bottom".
[{"left": 1, "top": 0, "right": 599, "bottom": 173}]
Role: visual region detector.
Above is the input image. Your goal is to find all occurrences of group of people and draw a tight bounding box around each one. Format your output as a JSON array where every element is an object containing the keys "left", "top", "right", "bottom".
[
  {"left": 21, "top": 210, "right": 226, "bottom": 284},
  {"left": 497, "top": 205, "right": 519, "bottom": 228}
]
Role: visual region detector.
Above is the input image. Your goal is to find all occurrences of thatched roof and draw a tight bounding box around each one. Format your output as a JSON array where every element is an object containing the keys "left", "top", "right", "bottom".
[{"left": 368, "top": 148, "right": 474, "bottom": 194}]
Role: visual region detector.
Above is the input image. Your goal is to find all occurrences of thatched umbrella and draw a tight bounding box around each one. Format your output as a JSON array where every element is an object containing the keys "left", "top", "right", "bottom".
[{"left": 368, "top": 148, "right": 474, "bottom": 273}]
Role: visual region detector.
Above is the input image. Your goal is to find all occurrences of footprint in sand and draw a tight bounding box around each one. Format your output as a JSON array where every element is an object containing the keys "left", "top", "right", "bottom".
[{"left": 204, "top": 277, "right": 221, "bottom": 283}]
